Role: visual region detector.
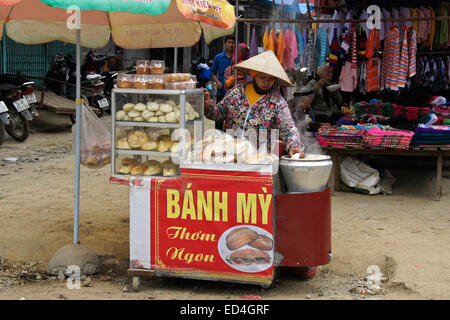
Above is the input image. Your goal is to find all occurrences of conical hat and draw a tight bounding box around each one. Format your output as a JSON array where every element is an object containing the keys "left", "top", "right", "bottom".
[{"left": 234, "top": 50, "right": 292, "bottom": 87}]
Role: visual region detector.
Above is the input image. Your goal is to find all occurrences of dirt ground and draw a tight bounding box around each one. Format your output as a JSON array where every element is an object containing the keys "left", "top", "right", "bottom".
[{"left": 0, "top": 110, "right": 448, "bottom": 300}]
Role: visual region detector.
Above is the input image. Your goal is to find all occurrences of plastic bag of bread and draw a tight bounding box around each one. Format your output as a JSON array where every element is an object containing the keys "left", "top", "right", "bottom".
[{"left": 74, "top": 104, "right": 111, "bottom": 169}]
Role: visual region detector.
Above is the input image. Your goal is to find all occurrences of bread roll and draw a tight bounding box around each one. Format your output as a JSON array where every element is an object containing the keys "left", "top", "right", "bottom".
[
  {"left": 158, "top": 115, "right": 167, "bottom": 123},
  {"left": 144, "top": 164, "right": 162, "bottom": 176},
  {"left": 127, "top": 130, "right": 149, "bottom": 148},
  {"left": 141, "top": 110, "right": 153, "bottom": 121},
  {"left": 134, "top": 103, "right": 147, "bottom": 112},
  {"left": 157, "top": 140, "right": 173, "bottom": 152},
  {"left": 116, "top": 110, "right": 126, "bottom": 121},
  {"left": 159, "top": 103, "right": 173, "bottom": 113},
  {"left": 142, "top": 160, "right": 161, "bottom": 167},
  {"left": 121, "top": 158, "right": 138, "bottom": 166},
  {"left": 148, "top": 117, "right": 158, "bottom": 122},
  {"left": 130, "top": 165, "right": 147, "bottom": 175},
  {"left": 133, "top": 116, "right": 144, "bottom": 122},
  {"left": 249, "top": 235, "right": 273, "bottom": 251},
  {"left": 127, "top": 110, "right": 141, "bottom": 118},
  {"left": 157, "top": 134, "right": 171, "bottom": 142},
  {"left": 155, "top": 110, "right": 164, "bottom": 116},
  {"left": 147, "top": 102, "right": 159, "bottom": 111},
  {"left": 117, "top": 138, "right": 131, "bottom": 149},
  {"left": 119, "top": 165, "right": 133, "bottom": 174},
  {"left": 163, "top": 164, "right": 178, "bottom": 177},
  {"left": 165, "top": 112, "right": 176, "bottom": 123},
  {"left": 226, "top": 227, "right": 258, "bottom": 250},
  {"left": 123, "top": 103, "right": 134, "bottom": 112},
  {"left": 140, "top": 140, "right": 158, "bottom": 151}
]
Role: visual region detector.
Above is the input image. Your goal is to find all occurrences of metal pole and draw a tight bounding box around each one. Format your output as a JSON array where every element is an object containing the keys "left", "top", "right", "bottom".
[
  {"left": 74, "top": 11, "right": 81, "bottom": 245},
  {"left": 234, "top": 0, "right": 239, "bottom": 85},
  {"left": 2, "top": 28, "right": 7, "bottom": 74},
  {"left": 174, "top": 47, "right": 178, "bottom": 72}
]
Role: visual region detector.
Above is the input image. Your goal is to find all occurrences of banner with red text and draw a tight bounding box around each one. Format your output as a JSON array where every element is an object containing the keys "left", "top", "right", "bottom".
[{"left": 150, "top": 168, "right": 274, "bottom": 285}]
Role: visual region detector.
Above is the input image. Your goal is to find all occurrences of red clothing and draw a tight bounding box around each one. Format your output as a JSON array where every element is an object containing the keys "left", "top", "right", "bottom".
[{"left": 366, "top": 29, "right": 381, "bottom": 92}]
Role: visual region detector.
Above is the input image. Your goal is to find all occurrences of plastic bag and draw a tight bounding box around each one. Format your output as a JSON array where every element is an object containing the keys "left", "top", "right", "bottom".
[
  {"left": 339, "top": 156, "right": 380, "bottom": 195},
  {"left": 73, "top": 104, "right": 111, "bottom": 169}
]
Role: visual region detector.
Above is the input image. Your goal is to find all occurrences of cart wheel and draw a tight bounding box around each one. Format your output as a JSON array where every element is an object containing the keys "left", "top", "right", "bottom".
[
  {"left": 131, "top": 276, "right": 141, "bottom": 292},
  {"left": 293, "top": 266, "right": 317, "bottom": 279}
]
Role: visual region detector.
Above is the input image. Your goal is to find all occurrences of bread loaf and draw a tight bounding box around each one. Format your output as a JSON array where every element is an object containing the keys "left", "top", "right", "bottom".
[{"left": 225, "top": 228, "right": 258, "bottom": 250}]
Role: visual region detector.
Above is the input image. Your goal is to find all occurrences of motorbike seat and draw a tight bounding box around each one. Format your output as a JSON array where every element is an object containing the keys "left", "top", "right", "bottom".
[{"left": 0, "top": 83, "right": 19, "bottom": 93}]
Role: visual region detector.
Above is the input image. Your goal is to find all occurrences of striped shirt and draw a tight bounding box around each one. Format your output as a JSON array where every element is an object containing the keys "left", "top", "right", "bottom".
[
  {"left": 381, "top": 26, "right": 400, "bottom": 91},
  {"left": 366, "top": 29, "right": 380, "bottom": 92},
  {"left": 398, "top": 27, "right": 409, "bottom": 88},
  {"left": 409, "top": 27, "right": 417, "bottom": 78}
]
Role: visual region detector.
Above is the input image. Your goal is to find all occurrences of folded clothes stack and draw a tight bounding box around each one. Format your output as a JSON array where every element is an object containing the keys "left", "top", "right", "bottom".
[
  {"left": 317, "top": 126, "right": 368, "bottom": 147},
  {"left": 364, "top": 127, "right": 415, "bottom": 150},
  {"left": 393, "top": 105, "right": 431, "bottom": 121},
  {"left": 411, "top": 124, "right": 450, "bottom": 146},
  {"left": 354, "top": 100, "right": 395, "bottom": 121}
]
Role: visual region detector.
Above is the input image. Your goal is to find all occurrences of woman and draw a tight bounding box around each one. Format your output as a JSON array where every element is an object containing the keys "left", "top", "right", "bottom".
[
  {"left": 224, "top": 43, "right": 249, "bottom": 90},
  {"left": 303, "top": 63, "right": 343, "bottom": 125},
  {"left": 204, "top": 50, "right": 305, "bottom": 158}
]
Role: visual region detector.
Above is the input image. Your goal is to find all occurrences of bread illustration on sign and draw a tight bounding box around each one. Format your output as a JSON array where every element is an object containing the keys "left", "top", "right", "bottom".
[
  {"left": 226, "top": 249, "right": 271, "bottom": 266},
  {"left": 225, "top": 227, "right": 258, "bottom": 250}
]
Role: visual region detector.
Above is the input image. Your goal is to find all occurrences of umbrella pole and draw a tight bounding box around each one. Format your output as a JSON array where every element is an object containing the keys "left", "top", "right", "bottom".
[
  {"left": 174, "top": 47, "right": 178, "bottom": 72},
  {"left": 74, "top": 18, "right": 81, "bottom": 245}
]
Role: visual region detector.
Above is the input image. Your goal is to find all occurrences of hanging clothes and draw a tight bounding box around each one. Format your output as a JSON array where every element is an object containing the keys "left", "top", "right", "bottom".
[
  {"left": 381, "top": 25, "right": 400, "bottom": 91},
  {"left": 398, "top": 27, "right": 409, "bottom": 88},
  {"left": 408, "top": 27, "right": 417, "bottom": 79},
  {"left": 270, "top": 28, "right": 278, "bottom": 52},
  {"left": 339, "top": 25, "right": 358, "bottom": 93},
  {"left": 249, "top": 27, "right": 258, "bottom": 58},
  {"left": 263, "top": 27, "right": 269, "bottom": 50},
  {"left": 315, "top": 26, "right": 329, "bottom": 67},
  {"left": 284, "top": 29, "right": 298, "bottom": 70},
  {"left": 276, "top": 29, "right": 286, "bottom": 68},
  {"left": 306, "top": 29, "right": 316, "bottom": 78},
  {"left": 329, "top": 28, "right": 339, "bottom": 68},
  {"left": 294, "top": 29, "right": 304, "bottom": 66},
  {"left": 366, "top": 28, "right": 380, "bottom": 93}
]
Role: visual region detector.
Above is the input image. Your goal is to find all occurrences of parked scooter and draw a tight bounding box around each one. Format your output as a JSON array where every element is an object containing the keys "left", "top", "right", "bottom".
[
  {"left": 0, "top": 100, "right": 9, "bottom": 145},
  {"left": 45, "top": 51, "right": 111, "bottom": 115},
  {"left": 0, "top": 73, "right": 39, "bottom": 120},
  {"left": 0, "top": 83, "right": 30, "bottom": 142}
]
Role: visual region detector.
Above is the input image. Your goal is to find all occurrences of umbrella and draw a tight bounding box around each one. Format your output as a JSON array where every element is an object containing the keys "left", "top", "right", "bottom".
[{"left": 0, "top": 0, "right": 235, "bottom": 245}]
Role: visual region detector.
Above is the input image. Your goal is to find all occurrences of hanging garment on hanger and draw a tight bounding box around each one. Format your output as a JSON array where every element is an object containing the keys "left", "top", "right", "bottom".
[
  {"left": 328, "top": 10, "right": 340, "bottom": 46},
  {"left": 408, "top": 27, "right": 417, "bottom": 79},
  {"left": 316, "top": 26, "right": 329, "bottom": 67},
  {"left": 303, "top": 28, "right": 309, "bottom": 66},
  {"left": 435, "top": 6, "right": 448, "bottom": 47},
  {"left": 284, "top": 29, "right": 298, "bottom": 70},
  {"left": 398, "top": 27, "right": 409, "bottom": 88},
  {"left": 294, "top": 29, "right": 304, "bottom": 66},
  {"left": 339, "top": 28, "right": 351, "bottom": 62},
  {"left": 358, "top": 10, "right": 370, "bottom": 39},
  {"left": 329, "top": 28, "right": 339, "bottom": 68},
  {"left": 339, "top": 24, "right": 358, "bottom": 93},
  {"left": 276, "top": 29, "right": 286, "bottom": 68},
  {"left": 270, "top": 28, "right": 278, "bottom": 52},
  {"left": 263, "top": 27, "right": 269, "bottom": 50},
  {"left": 249, "top": 27, "right": 258, "bottom": 58},
  {"left": 306, "top": 29, "right": 316, "bottom": 78},
  {"left": 381, "top": 26, "right": 400, "bottom": 91},
  {"left": 366, "top": 28, "right": 381, "bottom": 93}
]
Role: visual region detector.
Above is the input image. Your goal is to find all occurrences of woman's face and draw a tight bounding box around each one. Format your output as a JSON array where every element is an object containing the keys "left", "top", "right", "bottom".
[
  {"left": 254, "top": 73, "right": 277, "bottom": 91},
  {"left": 321, "top": 68, "right": 333, "bottom": 82}
]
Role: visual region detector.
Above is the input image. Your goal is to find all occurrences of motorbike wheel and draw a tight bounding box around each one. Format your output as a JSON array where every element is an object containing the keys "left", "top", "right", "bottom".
[
  {"left": 5, "top": 108, "right": 30, "bottom": 142},
  {"left": 0, "top": 121, "right": 5, "bottom": 145}
]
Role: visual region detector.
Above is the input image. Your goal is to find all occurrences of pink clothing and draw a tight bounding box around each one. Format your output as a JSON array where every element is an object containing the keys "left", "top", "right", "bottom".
[
  {"left": 418, "top": 7, "right": 429, "bottom": 43},
  {"left": 339, "top": 25, "right": 357, "bottom": 92},
  {"left": 283, "top": 29, "right": 298, "bottom": 70}
]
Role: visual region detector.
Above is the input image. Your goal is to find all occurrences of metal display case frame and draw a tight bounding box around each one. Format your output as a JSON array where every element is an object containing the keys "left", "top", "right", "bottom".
[{"left": 111, "top": 88, "right": 204, "bottom": 179}]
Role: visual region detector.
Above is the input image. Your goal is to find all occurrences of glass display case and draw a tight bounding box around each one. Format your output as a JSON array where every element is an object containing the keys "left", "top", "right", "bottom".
[{"left": 111, "top": 88, "right": 204, "bottom": 178}]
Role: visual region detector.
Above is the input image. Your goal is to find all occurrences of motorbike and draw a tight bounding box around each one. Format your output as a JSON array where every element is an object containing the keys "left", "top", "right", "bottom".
[
  {"left": 45, "top": 51, "right": 111, "bottom": 115},
  {"left": 0, "top": 83, "right": 30, "bottom": 142},
  {"left": 0, "top": 100, "right": 9, "bottom": 145},
  {"left": 0, "top": 73, "right": 39, "bottom": 120}
]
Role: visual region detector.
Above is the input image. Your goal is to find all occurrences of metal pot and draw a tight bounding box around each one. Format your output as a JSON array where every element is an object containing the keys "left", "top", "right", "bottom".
[{"left": 279, "top": 154, "right": 333, "bottom": 193}]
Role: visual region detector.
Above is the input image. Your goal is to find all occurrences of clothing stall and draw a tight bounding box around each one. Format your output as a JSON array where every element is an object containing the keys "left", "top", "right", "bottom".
[{"left": 235, "top": 0, "right": 450, "bottom": 199}]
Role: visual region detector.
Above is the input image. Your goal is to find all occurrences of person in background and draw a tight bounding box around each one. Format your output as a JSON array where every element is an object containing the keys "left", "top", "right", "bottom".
[
  {"left": 303, "top": 63, "right": 343, "bottom": 125},
  {"left": 210, "top": 35, "right": 236, "bottom": 102},
  {"left": 224, "top": 43, "right": 249, "bottom": 90},
  {"left": 196, "top": 57, "right": 211, "bottom": 88}
]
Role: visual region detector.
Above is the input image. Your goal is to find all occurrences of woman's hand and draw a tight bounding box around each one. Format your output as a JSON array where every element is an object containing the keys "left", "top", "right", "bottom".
[{"left": 289, "top": 147, "right": 305, "bottom": 158}]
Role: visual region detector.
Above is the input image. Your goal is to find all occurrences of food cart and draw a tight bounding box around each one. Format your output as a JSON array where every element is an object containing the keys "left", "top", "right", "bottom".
[{"left": 109, "top": 63, "right": 332, "bottom": 290}]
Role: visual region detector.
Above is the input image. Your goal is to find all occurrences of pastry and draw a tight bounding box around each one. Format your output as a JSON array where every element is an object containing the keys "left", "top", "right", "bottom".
[
  {"left": 133, "top": 116, "right": 144, "bottom": 122},
  {"left": 141, "top": 110, "right": 153, "bottom": 121},
  {"left": 148, "top": 117, "right": 158, "bottom": 123},
  {"left": 117, "top": 138, "right": 131, "bottom": 149},
  {"left": 165, "top": 112, "right": 176, "bottom": 123},
  {"left": 159, "top": 103, "right": 173, "bottom": 113},
  {"left": 157, "top": 134, "right": 171, "bottom": 142},
  {"left": 142, "top": 160, "right": 161, "bottom": 167},
  {"left": 119, "top": 164, "right": 134, "bottom": 174},
  {"left": 127, "top": 110, "right": 141, "bottom": 118},
  {"left": 117, "top": 75, "right": 131, "bottom": 88},
  {"left": 140, "top": 139, "right": 157, "bottom": 151},
  {"left": 226, "top": 227, "right": 258, "bottom": 250},
  {"left": 116, "top": 110, "right": 126, "bottom": 121},
  {"left": 130, "top": 165, "right": 147, "bottom": 175},
  {"left": 163, "top": 164, "right": 178, "bottom": 177},
  {"left": 144, "top": 164, "right": 162, "bottom": 176},
  {"left": 123, "top": 103, "right": 135, "bottom": 112},
  {"left": 134, "top": 103, "right": 147, "bottom": 112},
  {"left": 147, "top": 102, "right": 159, "bottom": 112},
  {"left": 158, "top": 116, "right": 167, "bottom": 123},
  {"left": 121, "top": 158, "right": 138, "bottom": 166},
  {"left": 157, "top": 140, "right": 173, "bottom": 152},
  {"left": 127, "top": 130, "right": 149, "bottom": 149}
]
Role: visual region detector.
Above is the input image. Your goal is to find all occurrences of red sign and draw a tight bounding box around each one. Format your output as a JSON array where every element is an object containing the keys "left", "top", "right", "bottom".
[{"left": 150, "top": 168, "right": 274, "bottom": 285}]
